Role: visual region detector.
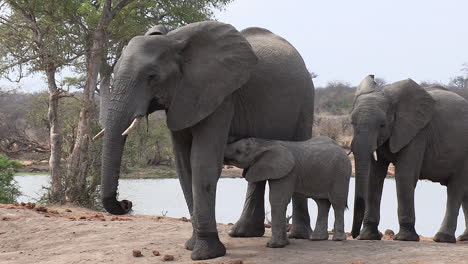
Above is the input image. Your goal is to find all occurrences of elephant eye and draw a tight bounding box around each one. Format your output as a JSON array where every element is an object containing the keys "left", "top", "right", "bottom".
[{"left": 148, "top": 74, "right": 159, "bottom": 82}]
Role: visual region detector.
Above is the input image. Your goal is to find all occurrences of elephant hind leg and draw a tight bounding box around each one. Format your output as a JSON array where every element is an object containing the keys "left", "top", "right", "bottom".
[
  {"left": 288, "top": 193, "right": 312, "bottom": 239},
  {"left": 228, "top": 180, "right": 266, "bottom": 237},
  {"left": 434, "top": 175, "right": 465, "bottom": 243},
  {"left": 457, "top": 194, "right": 468, "bottom": 241},
  {"left": 310, "top": 199, "right": 331, "bottom": 240}
]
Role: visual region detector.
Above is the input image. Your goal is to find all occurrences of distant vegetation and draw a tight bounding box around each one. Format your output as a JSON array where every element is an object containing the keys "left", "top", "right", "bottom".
[{"left": 0, "top": 155, "right": 22, "bottom": 204}]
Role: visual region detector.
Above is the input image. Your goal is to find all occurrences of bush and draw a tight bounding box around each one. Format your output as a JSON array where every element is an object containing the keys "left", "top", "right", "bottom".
[
  {"left": 0, "top": 155, "right": 22, "bottom": 204},
  {"left": 313, "top": 114, "right": 353, "bottom": 148}
]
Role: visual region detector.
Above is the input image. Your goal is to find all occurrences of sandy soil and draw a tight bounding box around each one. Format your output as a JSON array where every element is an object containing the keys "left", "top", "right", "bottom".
[{"left": 1, "top": 204, "right": 467, "bottom": 264}]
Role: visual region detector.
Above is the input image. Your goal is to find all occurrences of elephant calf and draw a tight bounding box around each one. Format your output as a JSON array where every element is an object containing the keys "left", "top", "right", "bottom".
[{"left": 224, "top": 136, "right": 351, "bottom": 247}]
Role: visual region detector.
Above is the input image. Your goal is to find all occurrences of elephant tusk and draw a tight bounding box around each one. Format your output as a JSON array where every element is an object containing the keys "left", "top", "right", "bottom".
[
  {"left": 92, "top": 129, "right": 105, "bottom": 141},
  {"left": 372, "top": 151, "right": 378, "bottom": 161},
  {"left": 122, "top": 117, "right": 142, "bottom": 136}
]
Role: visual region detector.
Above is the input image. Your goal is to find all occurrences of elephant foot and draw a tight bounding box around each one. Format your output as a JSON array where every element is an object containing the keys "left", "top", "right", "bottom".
[
  {"left": 357, "top": 223, "right": 381, "bottom": 240},
  {"left": 185, "top": 232, "right": 196, "bottom": 251},
  {"left": 433, "top": 232, "right": 456, "bottom": 243},
  {"left": 457, "top": 230, "right": 468, "bottom": 241},
  {"left": 394, "top": 223, "right": 419, "bottom": 241},
  {"left": 332, "top": 232, "right": 347, "bottom": 241},
  {"left": 228, "top": 220, "right": 265, "bottom": 237},
  {"left": 191, "top": 232, "right": 226, "bottom": 260},
  {"left": 310, "top": 230, "right": 329, "bottom": 241},
  {"left": 267, "top": 237, "right": 289, "bottom": 248},
  {"left": 288, "top": 223, "right": 312, "bottom": 239}
]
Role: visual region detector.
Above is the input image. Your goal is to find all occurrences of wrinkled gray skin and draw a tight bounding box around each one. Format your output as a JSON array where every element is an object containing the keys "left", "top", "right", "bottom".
[
  {"left": 224, "top": 136, "right": 351, "bottom": 247},
  {"left": 100, "top": 21, "right": 314, "bottom": 260},
  {"left": 351, "top": 75, "right": 468, "bottom": 243}
]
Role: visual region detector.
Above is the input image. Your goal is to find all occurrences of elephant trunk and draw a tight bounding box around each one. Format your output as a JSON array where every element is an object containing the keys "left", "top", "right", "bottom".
[
  {"left": 100, "top": 77, "right": 137, "bottom": 215},
  {"left": 351, "top": 135, "right": 374, "bottom": 238}
]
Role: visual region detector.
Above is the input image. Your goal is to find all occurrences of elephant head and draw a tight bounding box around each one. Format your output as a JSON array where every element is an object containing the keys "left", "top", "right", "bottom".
[
  {"left": 101, "top": 21, "right": 258, "bottom": 215},
  {"left": 224, "top": 138, "right": 295, "bottom": 182},
  {"left": 350, "top": 75, "right": 435, "bottom": 237}
]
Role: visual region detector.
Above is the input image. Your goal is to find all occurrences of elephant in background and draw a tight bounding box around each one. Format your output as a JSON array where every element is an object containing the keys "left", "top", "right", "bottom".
[
  {"left": 99, "top": 21, "right": 314, "bottom": 260},
  {"left": 351, "top": 75, "right": 468, "bottom": 243},
  {"left": 224, "top": 136, "right": 351, "bottom": 247}
]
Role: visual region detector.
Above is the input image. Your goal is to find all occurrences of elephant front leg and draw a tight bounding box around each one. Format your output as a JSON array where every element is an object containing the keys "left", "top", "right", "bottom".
[
  {"left": 393, "top": 156, "right": 421, "bottom": 242},
  {"left": 189, "top": 99, "right": 233, "bottom": 260},
  {"left": 171, "top": 129, "right": 196, "bottom": 250},
  {"left": 267, "top": 178, "right": 294, "bottom": 248},
  {"left": 288, "top": 193, "right": 312, "bottom": 239},
  {"left": 359, "top": 159, "right": 389, "bottom": 240},
  {"left": 434, "top": 176, "right": 464, "bottom": 243},
  {"left": 228, "top": 179, "right": 266, "bottom": 237}
]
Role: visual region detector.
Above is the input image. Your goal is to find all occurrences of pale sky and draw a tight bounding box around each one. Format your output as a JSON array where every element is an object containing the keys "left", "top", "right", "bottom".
[
  {"left": 214, "top": 0, "right": 468, "bottom": 87},
  {"left": 1, "top": 0, "right": 467, "bottom": 91}
]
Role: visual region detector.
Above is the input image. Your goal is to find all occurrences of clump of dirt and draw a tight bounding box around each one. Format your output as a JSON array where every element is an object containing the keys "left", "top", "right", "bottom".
[
  {"left": 65, "top": 209, "right": 72, "bottom": 212},
  {"left": 222, "top": 260, "right": 244, "bottom": 264},
  {"left": 179, "top": 217, "right": 190, "bottom": 222},
  {"left": 162, "top": 254, "right": 174, "bottom": 261},
  {"left": 35, "top": 205, "right": 48, "bottom": 212},
  {"left": 110, "top": 216, "right": 132, "bottom": 221},
  {"left": 152, "top": 250, "right": 160, "bottom": 256},
  {"left": 383, "top": 229, "right": 395, "bottom": 240},
  {"left": 132, "top": 249, "right": 143, "bottom": 257}
]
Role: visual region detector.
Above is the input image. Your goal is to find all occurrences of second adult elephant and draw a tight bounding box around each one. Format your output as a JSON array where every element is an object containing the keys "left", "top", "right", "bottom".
[
  {"left": 99, "top": 21, "right": 314, "bottom": 260},
  {"left": 351, "top": 75, "right": 468, "bottom": 243}
]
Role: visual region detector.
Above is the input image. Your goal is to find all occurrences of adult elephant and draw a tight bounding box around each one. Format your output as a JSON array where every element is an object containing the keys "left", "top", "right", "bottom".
[
  {"left": 351, "top": 75, "right": 468, "bottom": 243},
  {"left": 99, "top": 21, "right": 314, "bottom": 260}
]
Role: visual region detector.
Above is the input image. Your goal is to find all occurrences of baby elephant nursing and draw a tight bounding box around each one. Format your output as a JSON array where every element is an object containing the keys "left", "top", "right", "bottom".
[{"left": 225, "top": 136, "right": 351, "bottom": 247}]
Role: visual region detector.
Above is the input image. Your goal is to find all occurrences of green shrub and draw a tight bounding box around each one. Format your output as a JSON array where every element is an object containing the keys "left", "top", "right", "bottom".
[{"left": 0, "top": 155, "right": 22, "bottom": 204}]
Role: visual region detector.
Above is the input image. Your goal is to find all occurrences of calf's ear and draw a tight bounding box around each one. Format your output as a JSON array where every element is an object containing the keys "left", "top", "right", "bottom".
[{"left": 244, "top": 145, "right": 295, "bottom": 182}]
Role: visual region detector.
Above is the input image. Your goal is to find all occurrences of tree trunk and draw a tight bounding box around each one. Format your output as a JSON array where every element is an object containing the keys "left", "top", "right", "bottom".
[
  {"left": 65, "top": 0, "right": 116, "bottom": 203},
  {"left": 45, "top": 67, "right": 63, "bottom": 203},
  {"left": 65, "top": 31, "right": 104, "bottom": 202}
]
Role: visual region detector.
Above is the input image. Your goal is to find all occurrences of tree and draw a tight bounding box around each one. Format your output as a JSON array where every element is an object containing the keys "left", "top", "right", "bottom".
[{"left": 0, "top": 1, "right": 82, "bottom": 202}]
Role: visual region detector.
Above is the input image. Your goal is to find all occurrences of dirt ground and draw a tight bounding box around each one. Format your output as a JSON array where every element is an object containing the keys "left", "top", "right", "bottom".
[{"left": 1, "top": 204, "right": 467, "bottom": 264}]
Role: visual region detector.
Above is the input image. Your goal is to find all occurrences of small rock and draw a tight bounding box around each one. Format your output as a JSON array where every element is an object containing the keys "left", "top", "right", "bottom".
[
  {"left": 180, "top": 217, "right": 189, "bottom": 222},
  {"left": 25, "top": 203, "right": 35, "bottom": 209},
  {"left": 49, "top": 210, "right": 59, "bottom": 214},
  {"left": 152, "top": 250, "right": 160, "bottom": 256},
  {"left": 132, "top": 249, "right": 143, "bottom": 257},
  {"left": 79, "top": 216, "right": 87, "bottom": 220},
  {"left": 384, "top": 229, "right": 395, "bottom": 236},
  {"left": 162, "top": 254, "right": 174, "bottom": 261},
  {"left": 65, "top": 209, "right": 72, "bottom": 212},
  {"left": 35, "top": 205, "right": 47, "bottom": 212}
]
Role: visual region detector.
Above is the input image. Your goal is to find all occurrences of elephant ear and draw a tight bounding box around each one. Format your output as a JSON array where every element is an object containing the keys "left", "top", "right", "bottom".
[
  {"left": 244, "top": 145, "right": 295, "bottom": 182},
  {"left": 166, "top": 21, "right": 258, "bottom": 131},
  {"left": 384, "top": 79, "right": 435, "bottom": 153}
]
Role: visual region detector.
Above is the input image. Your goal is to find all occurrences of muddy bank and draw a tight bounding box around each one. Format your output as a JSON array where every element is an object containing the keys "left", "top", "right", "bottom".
[{"left": 1, "top": 204, "right": 467, "bottom": 264}]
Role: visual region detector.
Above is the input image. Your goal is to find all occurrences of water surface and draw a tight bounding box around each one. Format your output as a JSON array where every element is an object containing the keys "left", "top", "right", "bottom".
[{"left": 15, "top": 174, "right": 465, "bottom": 237}]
